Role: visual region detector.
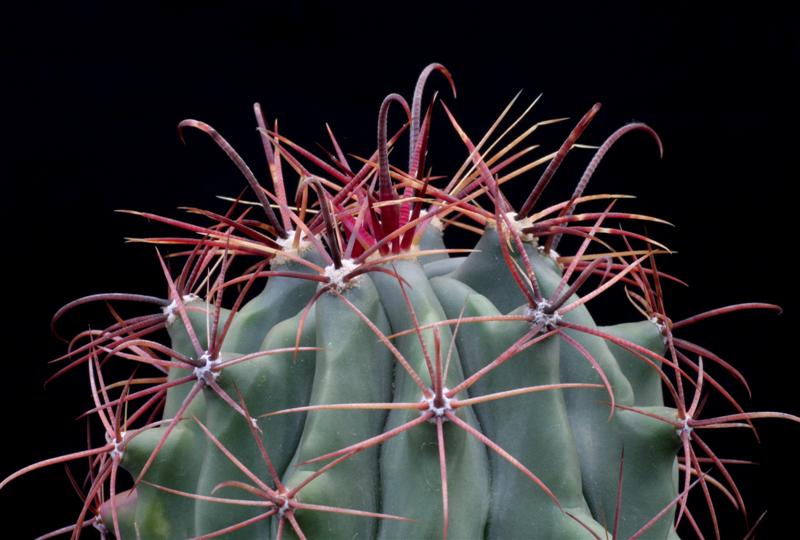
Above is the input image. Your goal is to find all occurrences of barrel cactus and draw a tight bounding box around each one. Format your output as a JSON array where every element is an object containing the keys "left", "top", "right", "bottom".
[{"left": 3, "top": 64, "right": 796, "bottom": 539}]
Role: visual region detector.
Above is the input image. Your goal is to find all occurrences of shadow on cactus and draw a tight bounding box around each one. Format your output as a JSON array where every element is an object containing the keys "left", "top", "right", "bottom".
[{"left": 3, "top": 64, "right": 797, "bottom": 539}]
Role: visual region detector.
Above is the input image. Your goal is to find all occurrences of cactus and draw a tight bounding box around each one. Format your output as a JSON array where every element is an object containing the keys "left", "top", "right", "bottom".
[{"left": 3, "top": 64, "right": 798, "bottom": 539}]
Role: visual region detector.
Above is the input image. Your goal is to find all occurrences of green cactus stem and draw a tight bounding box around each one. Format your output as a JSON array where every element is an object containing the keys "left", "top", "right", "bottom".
[{"left": 3, "top": 64, "right": 798, "bottom": 540}]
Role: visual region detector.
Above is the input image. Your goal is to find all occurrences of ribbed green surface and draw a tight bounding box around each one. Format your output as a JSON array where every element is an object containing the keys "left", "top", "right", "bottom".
[{"left": 112, "top": 229, "right": 681, "bottom": 539}]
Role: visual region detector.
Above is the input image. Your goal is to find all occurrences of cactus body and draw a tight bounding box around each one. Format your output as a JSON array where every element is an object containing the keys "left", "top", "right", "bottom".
[{"left": 7, "top": 65, "right": 798, "bottom": 540}]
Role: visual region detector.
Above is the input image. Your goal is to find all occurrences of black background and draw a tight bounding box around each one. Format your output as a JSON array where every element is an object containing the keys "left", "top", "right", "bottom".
[{"left": 1, "top": 1, "right": 797, "bottom": 538}]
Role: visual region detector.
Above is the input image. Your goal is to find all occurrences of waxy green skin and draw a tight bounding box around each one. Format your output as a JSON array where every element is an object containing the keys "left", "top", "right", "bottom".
[
  {"left": 432, "top": 276, "right": 606, "bottom": 538},
  {"left": 162, "top": 298, "right": 227, "bottom": 418},
  {"left": 222, "top": 251, "right": 325, "bottom": 354},
  {"left": 614, "top": 407, "right": 681, "bottom": 539},
  {"left": 371, "top": 260, "right": 491, "bottom": 540},
  {"left": 603, "top": 320, "right": 667, "bottom": 407},
  {"left": 452, "top": 228, "right": 654, "bottom": 528},
  {"left": 100, "top": 488, "right": 138, "bottom": 539},
  {"left": 194, "top": 313, "right": 317, "bottom": 538},
  {"left": 123, "top": 423, "right": 206, "bottom": 539},
  {"left": 109, "top": 224, "right": 682, "bottom": 539},
  {"left": 280, "top": 276, "right": 393, "bottom": 539}
]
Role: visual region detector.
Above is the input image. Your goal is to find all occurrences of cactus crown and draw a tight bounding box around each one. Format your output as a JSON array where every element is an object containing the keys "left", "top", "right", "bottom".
[{"left": 3, "top": 64, "right": 797, "bottom": 540}]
